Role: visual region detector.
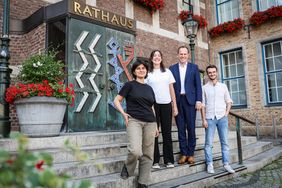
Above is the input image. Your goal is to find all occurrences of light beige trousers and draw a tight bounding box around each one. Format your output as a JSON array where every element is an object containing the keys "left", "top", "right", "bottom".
[{"left": 125, "top": 117, "right": 157, "bottom": 185}]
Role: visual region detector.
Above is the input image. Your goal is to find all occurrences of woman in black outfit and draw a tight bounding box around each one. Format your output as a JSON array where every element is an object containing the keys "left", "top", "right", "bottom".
[{"left": 114, "top": 60, "right": 159, "bottom": 188}]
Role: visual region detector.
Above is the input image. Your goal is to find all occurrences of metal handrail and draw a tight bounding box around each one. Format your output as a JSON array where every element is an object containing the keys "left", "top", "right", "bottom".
[
  {"left": 229, "top": 111, "right": 257, "bottom": 165},
  {"left": 229, "top": 111, "right": 255, "bottom": 125}
]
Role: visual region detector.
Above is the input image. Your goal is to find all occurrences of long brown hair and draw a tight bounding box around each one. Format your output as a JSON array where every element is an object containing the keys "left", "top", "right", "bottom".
[{"left": 149, "top": 50, "right": 166, "bottom": 73}]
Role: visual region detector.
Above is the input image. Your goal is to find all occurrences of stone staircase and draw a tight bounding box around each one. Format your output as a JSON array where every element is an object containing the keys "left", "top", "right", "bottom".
[{"left": 1, "top": 127, "right": 281, "bottom": 188}]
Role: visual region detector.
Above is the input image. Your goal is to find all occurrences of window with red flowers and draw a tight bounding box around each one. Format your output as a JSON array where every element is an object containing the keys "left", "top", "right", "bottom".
[
  {"left": 208, "top": 18, "right": 244, "bottom": 38},
  {"left": 178, "top": 10, "right": 208, "bottom": 29},
  {"left": 249, "top": 6, "right": 282, "bottom": 27},
  {"left": 133, "top": 0, "right": 165, "bottom": 13}
]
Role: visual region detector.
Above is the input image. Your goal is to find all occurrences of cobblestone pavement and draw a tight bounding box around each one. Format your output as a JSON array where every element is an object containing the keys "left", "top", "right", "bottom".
[{"left": 211, "top": 154, "right": 282, "bottom": 188}]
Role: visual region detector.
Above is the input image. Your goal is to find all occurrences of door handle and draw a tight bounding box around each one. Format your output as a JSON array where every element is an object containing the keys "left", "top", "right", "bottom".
[{"left": 108, "top": 83, "right": 116, "bottom": 90}]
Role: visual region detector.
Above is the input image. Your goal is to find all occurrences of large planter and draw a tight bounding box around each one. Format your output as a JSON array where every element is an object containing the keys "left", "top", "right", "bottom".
[{"left": 14, "top": 96, "right": 67, "bottom": 137}]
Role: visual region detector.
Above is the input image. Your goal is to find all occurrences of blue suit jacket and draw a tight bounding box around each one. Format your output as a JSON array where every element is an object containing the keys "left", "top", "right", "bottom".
[{"left": 169, "top": 62, "right": 202, "bottom": 106}]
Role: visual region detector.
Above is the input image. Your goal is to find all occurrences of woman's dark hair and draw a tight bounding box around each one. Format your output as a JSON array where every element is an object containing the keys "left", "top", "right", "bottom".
[
  {"left": 131, "top": 59, "right": 149, "bottom": 79},
  {"left": 149, "top": 50, "right": 166, "bottom": 73}
]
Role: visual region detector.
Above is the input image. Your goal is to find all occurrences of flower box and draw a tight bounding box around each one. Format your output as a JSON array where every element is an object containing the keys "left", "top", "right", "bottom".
[
  {"left": 250, "top": 6, "right": 282, "bottom": 26},
  {"left": 208, "top": 18, "right": 244, "bottom": 38},
  {"left": 133, "top": 0, "right": 165, "bottom": 13},
  {"left": 178, "top": 10, "right": 208, "bottom": 29}
]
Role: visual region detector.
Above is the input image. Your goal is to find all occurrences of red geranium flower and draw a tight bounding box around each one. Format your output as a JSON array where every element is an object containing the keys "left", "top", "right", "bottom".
[
  {"left": 133, "top": 0, "right": 165, "bottom": 13},
  {"left": 35, "top": 160, "right": 44, "bottom": 171},
  {"left": 6, "top": 159, "right": 14, "bottom": 165},
  {"left": 250, "top": 6, "right": 282, "bottom": 26},
  {"left": 5, "top": 81, "right": 75, "bottom": 104},
  {"left": 208, "top": 18, "right": 244, "bottom": 38},
  {"left": 178, "top": 10, "right": 208, "bottom": 29}
]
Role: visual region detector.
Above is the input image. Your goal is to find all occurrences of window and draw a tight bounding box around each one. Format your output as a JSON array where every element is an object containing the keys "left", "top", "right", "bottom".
[
  {"left": 257, "top": 0, "right": 282, "bottom": 11},
  {"left": 216, "top": 0, "right": 240, "bottom": 24},
  {"left": 220, "top": 49, "right": 247, "bottom": 106},
  {"left": 262, "top": 40, "right": 282, "bottom": 105}
]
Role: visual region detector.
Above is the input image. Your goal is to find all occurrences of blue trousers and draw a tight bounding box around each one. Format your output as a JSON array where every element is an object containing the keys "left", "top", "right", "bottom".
[
  {"left": 175, "top": 95, "right": 196, "bottom": 156},
  {"left": 204, "top": 116, "right": 230, "bottom": 165}
]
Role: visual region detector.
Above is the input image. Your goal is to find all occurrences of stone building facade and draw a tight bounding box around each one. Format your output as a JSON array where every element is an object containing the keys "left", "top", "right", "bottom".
[
  {"left": 1, "top": 0, "right": 209, "bottom": 131},
  {"left": 206, "top": 0, "right": 282, "bottom": 136},
  {"left": 1, "top": 0, "right": 280, "bottom": 136}
]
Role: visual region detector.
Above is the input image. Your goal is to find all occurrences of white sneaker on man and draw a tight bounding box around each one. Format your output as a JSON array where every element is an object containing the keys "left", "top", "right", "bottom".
[
  {"left": 224, "top": 164, "right": 235, "bottom": 173},
  {"left": 207, "top": 164, "right": 215, "bottom": 174},
  {"left": 152, "top": 163, "right": 160, "bottom": 169}
]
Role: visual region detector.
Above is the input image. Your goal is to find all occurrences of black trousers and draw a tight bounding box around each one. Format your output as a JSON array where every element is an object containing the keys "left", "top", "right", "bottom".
[{"left": 153, "top": 103, "right": 174, "bottom": 164}]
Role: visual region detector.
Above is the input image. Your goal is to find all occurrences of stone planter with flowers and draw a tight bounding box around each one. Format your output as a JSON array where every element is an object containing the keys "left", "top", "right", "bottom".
[{"left": 5, "top": 50, "right": 75, "bottom": 137}]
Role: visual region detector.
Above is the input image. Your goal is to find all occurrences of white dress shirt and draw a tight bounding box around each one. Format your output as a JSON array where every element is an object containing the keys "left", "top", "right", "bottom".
[
  {"left": 202, "top": 81, "right": 233, "bottom": 120},
  {"left": 179, "top": 63, "right": 187, "bottom": 94}
]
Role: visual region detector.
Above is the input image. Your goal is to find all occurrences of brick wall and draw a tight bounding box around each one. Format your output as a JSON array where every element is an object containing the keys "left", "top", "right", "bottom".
[
  {"left": 206, "top": 0, "right": 282, "bottom": 136},
  {"left": 2, "top": 0, "right": 210, "bottom": 132},
  {"left": 0, "top": 0, "right": 47, "bottom": 131},
  {"left": 159, "top": 0, "right": 178, "bottom": 33},
  {"left": 134, "top": 29, "right": 181, "bottom": 67},
  {"left": 10, "top": 0, "right": 47, "bottom": 19},
  {"left": 97, "top": 0, "right": 125, "bottom": 16}
]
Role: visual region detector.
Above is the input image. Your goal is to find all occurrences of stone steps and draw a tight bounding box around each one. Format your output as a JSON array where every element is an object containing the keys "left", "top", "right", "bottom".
[
  {"left": 150, "top": 164, "right": 247, "bottom": 188},
  {"left": 159, "top": 136, "right": 257, "bottom": 164},
  {"left": 76, "top": 141, "right": 275, "bottom": 187},
  {"left": 159, "top": 131, "right": 237, "bottom": 146},
  {"left": 0, "top": 127, "right": 229, "bottom": 151},
  {"left": 1, "top": 130, "right": 237, "bottom": 164},
  {"left": 3, "top": 129, "right": 281, "bottom": 188},
  {"left": 151, "top": 145, "right": 282, "bottom": 188},
  {"left": 0, "top": 131, "right": 128, "bottom": 151},
  {"left": 42, "top": 142, "right": 128, "bottom": 164},
  {"left": 50, "top": 135, "right": 255, "bottom": 178}
]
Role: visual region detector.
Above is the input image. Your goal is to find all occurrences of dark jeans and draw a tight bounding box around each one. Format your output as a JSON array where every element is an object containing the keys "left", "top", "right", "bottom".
[{"left": 153, "top": 103, "right": 174, "bottom": 164}]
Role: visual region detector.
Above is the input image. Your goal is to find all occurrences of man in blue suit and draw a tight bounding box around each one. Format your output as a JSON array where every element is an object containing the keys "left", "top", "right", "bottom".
[{"left": 169, "top": 46, "right": 202, "bottom": 164}]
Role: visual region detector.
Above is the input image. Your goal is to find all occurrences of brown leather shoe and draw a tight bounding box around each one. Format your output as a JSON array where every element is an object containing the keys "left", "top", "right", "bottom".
[
  {"left": 178, "top": 155, "right": 188, "bottom": 164},
  {"left": 187, "top": 156, "right": 195, "bottom": 164}
]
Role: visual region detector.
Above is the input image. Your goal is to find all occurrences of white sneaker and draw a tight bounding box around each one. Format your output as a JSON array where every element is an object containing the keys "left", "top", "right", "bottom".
[
  {"left": 152, "top": 163, "right": 160, "bottom": 169},
  {"left": 207, "top": 164, "right": 214, "bottom": 174},
  {"left": 224, "top": 164, "right": 235, "bottom": 174},
  {"left": 166, "top": 162, "right": 175, "bottom": 168}
]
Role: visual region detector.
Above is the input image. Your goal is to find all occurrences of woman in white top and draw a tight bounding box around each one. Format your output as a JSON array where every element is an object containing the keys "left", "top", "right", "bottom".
[{"left": 146, "top": 50, "right": 178, "bottom": 168}]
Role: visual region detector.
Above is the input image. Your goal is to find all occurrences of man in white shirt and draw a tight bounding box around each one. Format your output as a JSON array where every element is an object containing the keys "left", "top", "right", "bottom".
[
  {"left": 201, "top": 64, "right": 235, "bottom": 174},
  {"left": 169, "top": 46, "right": 202, "bottom": 165}
]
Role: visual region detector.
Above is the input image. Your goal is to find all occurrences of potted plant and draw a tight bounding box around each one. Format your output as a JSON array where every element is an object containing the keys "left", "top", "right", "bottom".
[{"left": 5, "top": 50, "right": 75, "bottom": 137}]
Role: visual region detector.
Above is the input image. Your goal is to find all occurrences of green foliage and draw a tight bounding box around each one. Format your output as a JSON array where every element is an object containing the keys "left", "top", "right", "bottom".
[
  {"left": 18, "top": 50, "right": 65, "bottom": 84},
  {"left": 0, "top": 133, "right": 91, "bottom": 188},
  {"left": 6, "top": 49, "right": 75, "bottom": 104}
]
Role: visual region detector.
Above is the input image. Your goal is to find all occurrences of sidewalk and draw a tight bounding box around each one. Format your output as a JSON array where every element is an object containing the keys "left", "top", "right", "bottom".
[{"left": 211, "top": 138, "right": 282, "bottom": 188}]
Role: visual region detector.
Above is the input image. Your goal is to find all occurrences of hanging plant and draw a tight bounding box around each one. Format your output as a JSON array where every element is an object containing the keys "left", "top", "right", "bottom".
[
  {"left": 133, "top": 0, "right": 165, "bottom": 13},
  {"left": 208, "top": 18, "right": 244, "bottom": 38},
  {"left": 178, "top": 10, "right": 208, "bottom": 29},
  {"left": 249, "top": 6, "right": 282, "bottom": 26}
]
